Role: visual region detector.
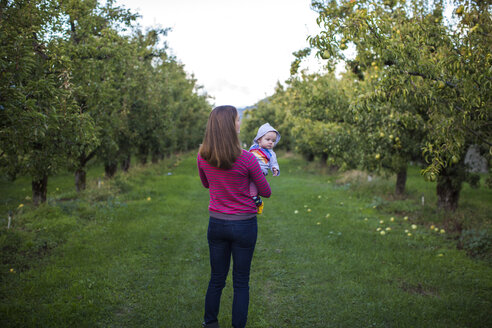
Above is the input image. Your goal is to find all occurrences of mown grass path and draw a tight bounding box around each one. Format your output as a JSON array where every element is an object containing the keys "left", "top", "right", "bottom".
[{"left": 1, "top": 154, "right": 491, "bottom": 327}]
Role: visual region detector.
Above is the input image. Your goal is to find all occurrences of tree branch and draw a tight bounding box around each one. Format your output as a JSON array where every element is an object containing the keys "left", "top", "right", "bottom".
[
  {"left": 77, "top": 54, "right": 116, "bottom": 61},
  {"left": 405, "top": 70, "right": 458, "bottom": 88},
  {"left": 32, "top": 33, "right": 50, "bottom": 61},
  {"left": 459, "top": 120, "right": 492, "bottom": 147},
  {"left": 365, "top": 19, "right": 384, "bottom": 45},
  {"left": 85, "top": 149, "right": 98, "bottom": 164},
  {"left": 70, "top": 19, "right": 80, "bottom": 45}
]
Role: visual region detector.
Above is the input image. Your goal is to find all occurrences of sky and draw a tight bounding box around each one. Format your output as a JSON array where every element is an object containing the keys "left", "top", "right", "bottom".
[{"left": 115, "top": 0, "right": 327, "bottom": 108}]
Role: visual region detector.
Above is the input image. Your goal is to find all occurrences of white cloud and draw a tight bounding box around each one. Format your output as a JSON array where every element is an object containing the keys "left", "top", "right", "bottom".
[{"left": 116, "top": 0, "right": 325, "bottom": 107}]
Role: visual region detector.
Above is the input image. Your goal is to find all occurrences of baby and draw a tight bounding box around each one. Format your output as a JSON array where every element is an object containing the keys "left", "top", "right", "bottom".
[{"left": 249, "top": 123, "right": 280, "bottom": 214}]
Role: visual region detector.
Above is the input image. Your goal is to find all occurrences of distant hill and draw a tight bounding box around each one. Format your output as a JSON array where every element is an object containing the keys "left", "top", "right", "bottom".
[
  {"left": 237, "top": 105, "right": 255, "bottom": 119},
  {"left": 237, "top": 97, "right": 269, "bottom": 119}
]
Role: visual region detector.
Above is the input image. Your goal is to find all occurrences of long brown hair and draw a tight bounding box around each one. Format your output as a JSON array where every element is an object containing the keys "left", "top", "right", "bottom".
[{"left": 199, "top": 105, "right": 242, "bottom": 169}]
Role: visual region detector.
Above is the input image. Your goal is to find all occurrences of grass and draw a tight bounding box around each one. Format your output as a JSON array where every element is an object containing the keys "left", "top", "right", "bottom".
[{"left": 0, "top": 153, "right": 491, "bottom": 327}]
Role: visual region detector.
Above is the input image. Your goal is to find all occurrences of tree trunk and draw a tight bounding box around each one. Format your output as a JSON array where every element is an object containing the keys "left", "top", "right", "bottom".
[
  {"left": 395, "top": 167, "right": 407, "bottom": 195},
  {"left": 436, "top": 164, "right": 465, "bottom": 211},
  {"left": 436, "top": 176, "right": 461, "bottom": 211},
  {"left": 151, "top": 151, "right": 160, "bottom": 164},
  {"left": 105, "top": 162, "right": 118, "bottom": 178},
  {"left": 305, "top": 153, "right": 314, "bottom": 162},
  {"left": 32, "top": 175, "right": 48, "bottom": 206},
  {"left": 329, "top": 165, "right": 339, "bottom": 173},
  {"left": 75, "top": 168, "right": 86, "bottom": 192},
  {"left": 75, "top": 151, "right": 96, "bottom": 192},
  {"left": 138, "top": 144, "right": 148, "bottom": 165},
  {"left": 121, "top": 154, "right": 131, "bottom": 172}
]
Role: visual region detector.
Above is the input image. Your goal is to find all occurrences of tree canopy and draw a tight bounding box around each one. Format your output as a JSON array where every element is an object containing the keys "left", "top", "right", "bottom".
[
  {"left": 243, "top": 0, "right": 490, "bottom": 210},
  {"left": 0, "top": 0, "right": 211, "bottom": 204}
]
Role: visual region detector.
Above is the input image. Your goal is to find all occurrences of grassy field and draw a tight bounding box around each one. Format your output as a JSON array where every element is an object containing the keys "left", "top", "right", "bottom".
[{"left": 0, "top": 153, "right": 491, "bottom": 327}]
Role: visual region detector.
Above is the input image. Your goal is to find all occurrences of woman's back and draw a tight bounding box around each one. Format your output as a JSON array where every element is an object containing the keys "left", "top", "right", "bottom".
[{"left": 198, "top": 150, "right": 271, "bottom": 216}]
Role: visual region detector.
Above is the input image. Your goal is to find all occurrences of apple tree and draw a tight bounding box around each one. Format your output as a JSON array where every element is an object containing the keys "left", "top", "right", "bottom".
[
  {"left": 308, "top": 0, "right": 491, "bottom": 210},
  {"left": 58, "top": 0, "right": 139, "bottom": 188},
  {"left": 0, "top": 0, "right": 98, "bottom": 204},
  {"left": 284, "top": 72, "right": 358, "bottom": 167},
  {"left": 346, "top": 69, "right": 428, "bottom": 194}
]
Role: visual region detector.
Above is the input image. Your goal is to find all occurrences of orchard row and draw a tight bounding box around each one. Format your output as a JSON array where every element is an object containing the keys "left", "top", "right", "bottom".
[
  {"left": 242, "top": 0, "right": 490, "bottom": 211},
  {"left": 0, "top": 1, "right": 210, "bottom": 204}
]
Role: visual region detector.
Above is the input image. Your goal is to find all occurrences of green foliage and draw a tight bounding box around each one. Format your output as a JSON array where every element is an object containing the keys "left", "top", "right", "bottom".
[
  {"left": 247, "top": 0, "right": 492, "bottom": 210},
  {"left": 309, "top": 0, "right": 491, "bottom": 177},
  {"left": 460, "top": 229, "right": 492, "bottom": 261},
  {"left": 242, "top": 73, "right": 355, "bottom": 165},
  {"left": 1, "top": 0, "right": 211, "bottom": 202},
  {"left": 112, "top": 173, "right": 134, "bottom": 193},
  {"left": 286, "top": 73, "right": 355, "bottom": 165},
  {"left": 486, "top": 175, "right": 492, "bottom": 188},
  {"left": 0, "top": 0, "right": 98, "bottom": 183}
]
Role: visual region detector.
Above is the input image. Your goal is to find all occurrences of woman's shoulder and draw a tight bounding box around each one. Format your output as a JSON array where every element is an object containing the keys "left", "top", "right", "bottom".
[
  {"left": 197, "top": 152, "right": 208, "bottom": 166},
  {"left": 240, "top": 149, "right": 255, "bottom": 158},
  {"left": 236, "top": 149, "right": 256, "bottom": 165}
]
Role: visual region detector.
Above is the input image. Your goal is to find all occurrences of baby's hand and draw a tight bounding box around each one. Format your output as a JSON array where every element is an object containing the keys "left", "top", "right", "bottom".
[{"left": 272, "top": 168, "right": 279, "bottom": 176}]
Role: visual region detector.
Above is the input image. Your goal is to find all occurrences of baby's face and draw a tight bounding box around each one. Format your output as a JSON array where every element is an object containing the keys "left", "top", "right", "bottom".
[{"left": 258, "top": 131, "right": 277, "bottom": 149}]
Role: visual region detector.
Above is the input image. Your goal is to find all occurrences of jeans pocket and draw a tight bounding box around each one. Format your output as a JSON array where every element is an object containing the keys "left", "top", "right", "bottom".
[
  {"left": 233, "top": 220, "right": 257, "bottom": 248},
  {"left": 207, "top": 221, "right": 220, "bottom": 242}
]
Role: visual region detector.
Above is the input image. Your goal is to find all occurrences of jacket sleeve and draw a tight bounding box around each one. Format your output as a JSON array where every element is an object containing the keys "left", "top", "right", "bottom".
[
  {"left": 270, "top": 151, "right": 280, "bottom": 175},
  {"left": 249, "top": 155, "right": 271, "bottom": 198},
  {"left": 197, "top": 156, "right": 209, "bottom": 189}
]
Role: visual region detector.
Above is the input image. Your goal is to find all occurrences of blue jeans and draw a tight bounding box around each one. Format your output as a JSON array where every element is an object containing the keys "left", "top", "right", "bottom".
[{"left": 204, "top": 216, "right": 258, "bottom": 328}]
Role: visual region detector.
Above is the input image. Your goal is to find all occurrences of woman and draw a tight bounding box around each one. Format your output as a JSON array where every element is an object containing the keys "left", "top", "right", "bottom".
[{"left": 198, "top": 105, "right": 271, "bottom": 328}]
